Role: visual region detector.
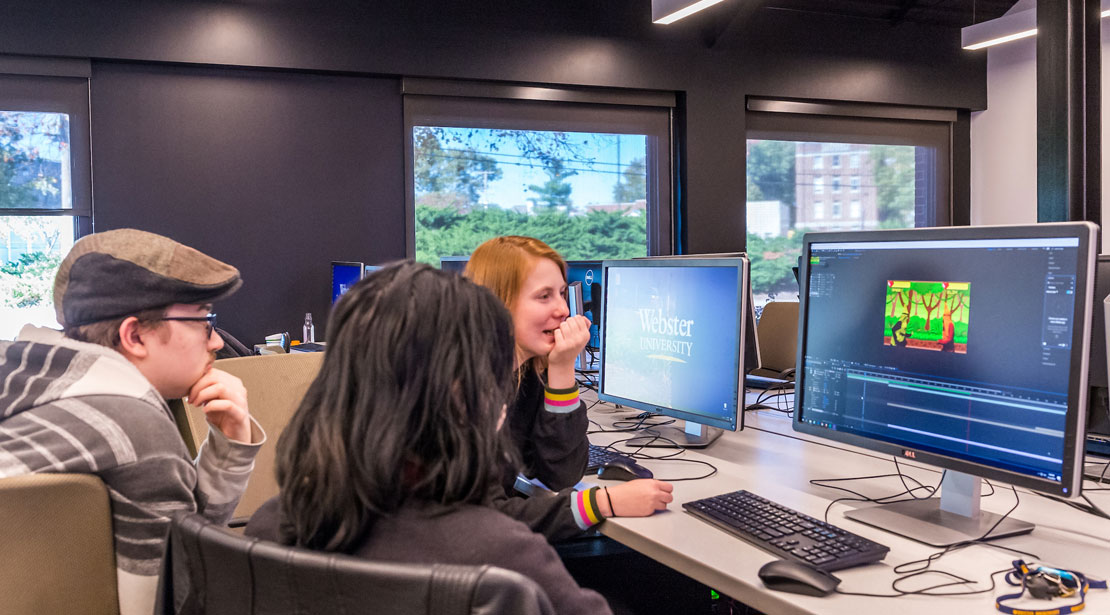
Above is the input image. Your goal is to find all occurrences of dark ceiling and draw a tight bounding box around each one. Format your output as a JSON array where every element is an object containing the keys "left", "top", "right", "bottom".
[{"left": 761, "top": 0, "right": 1021, "bottom": 27}]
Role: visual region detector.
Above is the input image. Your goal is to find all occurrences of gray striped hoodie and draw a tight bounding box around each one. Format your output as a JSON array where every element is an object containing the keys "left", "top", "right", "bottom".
[{"left": 0, "top": 326, "right": 264, "bottom": 615}]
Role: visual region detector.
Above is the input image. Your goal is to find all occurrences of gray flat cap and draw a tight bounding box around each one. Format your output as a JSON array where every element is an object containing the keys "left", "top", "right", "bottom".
[{"left": 54, "top": 229, "right": 242, "bottom": 327}]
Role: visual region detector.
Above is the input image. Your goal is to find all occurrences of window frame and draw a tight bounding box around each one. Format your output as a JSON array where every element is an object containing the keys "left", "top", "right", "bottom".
[
  {"left": 402, "top": 80, "right": 676, "bottom": 259},
  {"left": 746, "top": 96, "right": 957, "bottom": 229},
  {"left": 0, "top": 57, "right": 93, "bottom": 238}
]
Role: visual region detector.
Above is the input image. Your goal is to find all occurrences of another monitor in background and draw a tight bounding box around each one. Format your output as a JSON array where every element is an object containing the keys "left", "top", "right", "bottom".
[
  {"left": 641, "top": 252, "right": 762, "bottom": 375},
  {"left": 1084, "top": 255, "right": 1110, "bottom": 462},
  {"left": 331, "top": 261, "right": 364, "bottom": 304},
  {"left": 565, "top": 260, "right": 603, "bottom": 348},
  {"left": 364, "top": 264, "right": 383, "bottom": 277},
  {"left": 599, "top": 257, "right": 750, "bottom": 448},
  {"left": 795, "top": 223, "right": 1097, "bottom": 547},
  {"left": 440, "top": 256, "right": 469, "bottom": 274},
  {"left": 567, "top": 281, "right": 594, "bottom": 372}
]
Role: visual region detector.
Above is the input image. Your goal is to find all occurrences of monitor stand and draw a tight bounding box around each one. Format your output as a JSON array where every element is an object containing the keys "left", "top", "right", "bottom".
[
  {"left": 626, "top": 420, "right": 723, "bottom": 449},
  {"left": 843, "top": 471, "right": 1033, "bottom": 548}
]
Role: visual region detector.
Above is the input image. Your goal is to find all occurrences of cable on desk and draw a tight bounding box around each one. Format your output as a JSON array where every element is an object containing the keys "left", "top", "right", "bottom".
[
  {"left": 744, "top": 382, "right": 795, "bottom": 416},
  {"left": 835, "top": 485, "right": 1037, "bottom": 599},
  {"left": 598, "top": 434, "right": 719, "bottom": 482}
]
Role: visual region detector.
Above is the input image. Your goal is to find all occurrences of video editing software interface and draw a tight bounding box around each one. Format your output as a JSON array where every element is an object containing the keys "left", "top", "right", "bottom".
[
  {"left": 798, "top": 236, "right": 1085, "bottom": 486},
  {"left": 600, "top": 259, "right": 744, "bottom": 430}
]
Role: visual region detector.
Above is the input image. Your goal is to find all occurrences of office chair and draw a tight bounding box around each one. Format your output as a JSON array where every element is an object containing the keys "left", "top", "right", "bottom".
[
  {"left": 156, "top": 512, "right": 555, "bottom": 615},
  {"left": 174, "top": 352, "right": 324, "bottom": 522},
  {"left": 0, "top": 473, "right": 119, "bottom": 615},
  {"left": 750, "top": 300, "right": 799, "bottom": 379}
]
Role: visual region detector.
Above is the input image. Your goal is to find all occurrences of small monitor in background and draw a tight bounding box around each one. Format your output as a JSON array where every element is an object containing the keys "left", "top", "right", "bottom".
[
  {"left": 565, "top": 260, "right": 603, "bottom": 348},
  {"left": 567, "top": 282, "right": 594, "bottom": 372},
  {"left": 331, "top": 261, "right": 364, "bottom": 304},
  {"left": 1085, "top": 255, "right": 1110, "bottom": 462},
  {"left": 440, "top": 256, "right": 469, "bottom": 274},
  {"left": 364, "top": 264, "right": 382, "bottom": 277},
  {"left": 599, "top": 256, "right": 750, "bottom": 448}
]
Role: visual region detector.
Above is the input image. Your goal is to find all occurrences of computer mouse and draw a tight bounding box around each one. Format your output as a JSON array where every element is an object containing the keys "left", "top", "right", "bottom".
[
  {"left": 597, "top": 459, "right": 654, "bottom": 481},
  {"left": 757, "top": 559, "right": 841, "bottom": 597}
]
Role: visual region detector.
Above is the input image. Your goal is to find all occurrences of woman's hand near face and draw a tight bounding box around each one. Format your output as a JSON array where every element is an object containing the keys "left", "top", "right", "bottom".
[{"left": 546, "top": 315, "right": 591, "bottom": 388}]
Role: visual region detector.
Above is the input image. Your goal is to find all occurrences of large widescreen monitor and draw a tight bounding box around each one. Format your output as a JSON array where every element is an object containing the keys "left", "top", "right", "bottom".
[
  {"left": 794, "top": 223, "right": 1097, "bottom": 547},
  {"left": 331, "top": 261, "right": 364, "bottom": 304},
  {"left": 598, "top": 257, "right": 750, "bottom": 448}
]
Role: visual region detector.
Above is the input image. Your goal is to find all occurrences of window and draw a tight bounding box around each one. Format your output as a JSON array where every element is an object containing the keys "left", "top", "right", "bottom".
[
  {"left": 745, "top": 97, "right": 955, "bottom": 305},
  {"left": 1, "top": 64, "right": 91, "bottom": 340},
  {"left": 404, "top": 82, "right": 673, "bottom": 264},
  {"left": 813, "top": 155, "right": 823, "bottom": 170}
]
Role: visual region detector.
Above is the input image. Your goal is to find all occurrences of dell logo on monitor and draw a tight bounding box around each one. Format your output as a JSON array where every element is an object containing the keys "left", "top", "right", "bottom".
[{"left": 902, "top": 450, "right": 917, "bottom": 459}]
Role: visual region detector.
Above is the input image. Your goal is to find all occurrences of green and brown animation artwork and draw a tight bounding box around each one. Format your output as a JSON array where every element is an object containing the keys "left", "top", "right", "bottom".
[{"left": 884, "top": 280, "right": 969, "bottom": 354}]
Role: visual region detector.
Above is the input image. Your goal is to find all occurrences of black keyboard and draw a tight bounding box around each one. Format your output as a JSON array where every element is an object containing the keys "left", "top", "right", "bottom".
[
  {"left": 683, "top": 489, "right": 889, "bottom": 572},
  {"left": 586, "top": 443, "right": 636, "bottom": 472}
]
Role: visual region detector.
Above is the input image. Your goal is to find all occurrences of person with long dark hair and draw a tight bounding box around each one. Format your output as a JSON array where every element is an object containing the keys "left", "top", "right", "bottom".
[{"left": 245, "top": 262, "right": 610, "bottom": 613}]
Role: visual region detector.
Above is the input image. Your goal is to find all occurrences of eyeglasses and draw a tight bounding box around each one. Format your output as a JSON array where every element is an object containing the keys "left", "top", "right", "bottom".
[{"left": 160, "top": 313, "right": 218, "bottom": 337}]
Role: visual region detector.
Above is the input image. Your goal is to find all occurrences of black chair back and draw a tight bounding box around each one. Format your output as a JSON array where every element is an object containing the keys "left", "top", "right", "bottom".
[{"left": 156, "top": 513, "right": 554, "bottom": 615}]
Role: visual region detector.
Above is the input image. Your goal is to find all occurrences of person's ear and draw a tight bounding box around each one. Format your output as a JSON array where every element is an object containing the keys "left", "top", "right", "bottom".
[{"left": 116, "top": 316, "right": 150, "bottom": 359}]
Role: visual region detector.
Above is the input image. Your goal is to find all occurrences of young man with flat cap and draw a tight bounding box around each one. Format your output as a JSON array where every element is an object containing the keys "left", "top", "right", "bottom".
[{"left": 0, "top": 228, "right": 265, "bottom": 615}]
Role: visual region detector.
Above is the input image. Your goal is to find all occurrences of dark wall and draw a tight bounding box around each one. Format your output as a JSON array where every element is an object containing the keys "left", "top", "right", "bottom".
[
  {"left": 0, "top": 0, "right": 987, "bottom": 342},
  {"left": 90, "top": 63, "right": 403, "bottom": 343}
]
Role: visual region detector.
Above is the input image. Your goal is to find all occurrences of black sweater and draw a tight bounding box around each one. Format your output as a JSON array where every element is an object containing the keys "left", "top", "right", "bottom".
[{"left": 246, "top": 498, "right": 611, "bottom": 615}]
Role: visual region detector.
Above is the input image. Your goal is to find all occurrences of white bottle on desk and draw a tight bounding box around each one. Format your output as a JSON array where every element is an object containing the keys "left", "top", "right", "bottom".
[{"left": 302, "top": 313, "right": 315, "bottom": 344}]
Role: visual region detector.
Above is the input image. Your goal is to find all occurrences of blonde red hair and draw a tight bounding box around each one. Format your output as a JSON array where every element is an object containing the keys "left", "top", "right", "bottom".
[
  {"left": 465, "top": 236, "right": 567, "bottom": 374},
  {"left": 464, "top": 236, "right": 567, "bottom": 312}
]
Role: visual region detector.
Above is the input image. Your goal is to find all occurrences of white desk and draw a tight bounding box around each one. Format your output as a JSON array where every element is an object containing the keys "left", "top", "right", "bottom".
[{"left": 586, "top": 399, "right": 1110, "bottom": 615}]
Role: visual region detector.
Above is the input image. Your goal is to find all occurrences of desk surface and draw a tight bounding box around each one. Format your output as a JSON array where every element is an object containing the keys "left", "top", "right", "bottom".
[{"left": 585, "top": 397, "right": 1110, "bottom": 615}]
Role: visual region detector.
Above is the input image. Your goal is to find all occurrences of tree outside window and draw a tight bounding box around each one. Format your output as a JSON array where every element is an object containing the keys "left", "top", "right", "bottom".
[
  {"left": 2, "top": 110, "right": 77, "bottom": 339},
  {"left": 746, "top": 140, "right": 922, "bottom": 306},
  {"left": 413, "top": 126, "right": 649, "bottom": 264}
]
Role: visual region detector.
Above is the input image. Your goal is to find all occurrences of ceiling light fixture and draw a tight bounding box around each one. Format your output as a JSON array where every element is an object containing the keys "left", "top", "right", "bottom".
[
  {"left": 652, "top": 0, "right": 729, "bottom": 25},
  {"left": 962, "top": 0, "right": 1109, "bottom": 50}
]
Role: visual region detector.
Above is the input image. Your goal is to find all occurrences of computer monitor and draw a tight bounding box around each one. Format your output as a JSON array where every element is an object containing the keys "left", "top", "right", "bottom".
[
  {"left": 567, "top": 281, "right": 594, "bottom": 372},
  {"left": 364, "top": 264, "right": 382, "bottom": 276},
  {"left": 440, "top": 256, "right": 469, "bottom": 274},
  {"left": 794, "top": 223, "right": 1097, "bottom": 547},
  {"left": 565, "top": 260, "right": 603, "bottom": 348},
  {"left": 640, "top": 252, "right": 762, "bottom": 375},
  {"left": 331, "top": 261, "right": 364, "bottom": 304},
  {"left": 598, "top": 256, "right": 750, "bottom": 448},
  {"left": 1084, "top": 256, "right": 1110, "bottom": 460}
]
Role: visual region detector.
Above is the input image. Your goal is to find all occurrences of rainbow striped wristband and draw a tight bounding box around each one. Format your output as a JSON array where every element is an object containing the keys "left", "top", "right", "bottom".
[
  {"left": 544, "top": 385, "right": 580, "bottom": 414},
  {"left": 571, "top": 487, "right": 604, "bottom": 530}
]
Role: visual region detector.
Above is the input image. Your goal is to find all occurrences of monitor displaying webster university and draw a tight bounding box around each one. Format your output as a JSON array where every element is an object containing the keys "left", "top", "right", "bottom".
[
  {"left": 794, "top": 223, "right": 1097, "bottom": 546},
  {"left": 599, "top": 257, "right": 748, "bottom": 446}
]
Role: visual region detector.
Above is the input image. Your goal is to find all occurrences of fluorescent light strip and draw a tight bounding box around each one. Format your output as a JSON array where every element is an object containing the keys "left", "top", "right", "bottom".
[
  {"left": 964, "top": 9, "right": 1110, "bottom": 50},
  {"left": 654, "top": 0, "right": 728, "bottom": 24},
  {"left": 963, "top": 28, "right": 1038, "bottom": 50}
]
